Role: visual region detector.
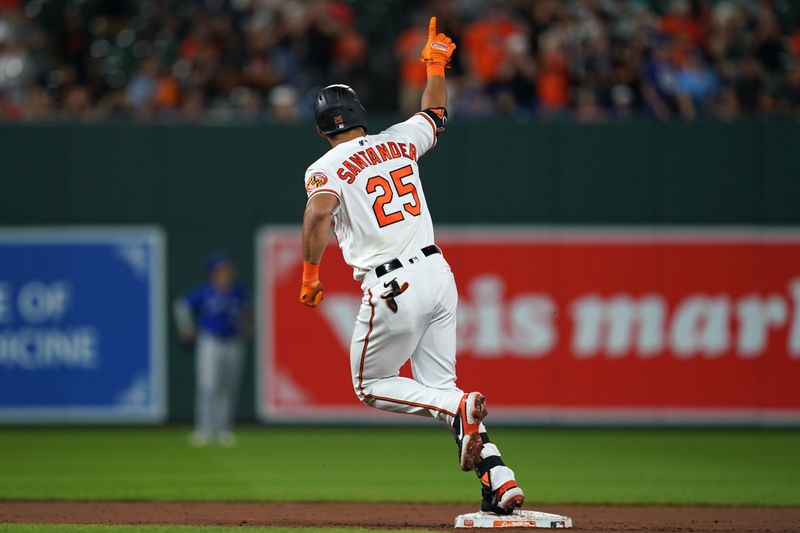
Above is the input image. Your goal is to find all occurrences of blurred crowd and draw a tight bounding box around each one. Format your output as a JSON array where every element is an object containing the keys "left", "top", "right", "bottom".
[{"left": 1, "top": 0, "right": 800, "bottom": 122}]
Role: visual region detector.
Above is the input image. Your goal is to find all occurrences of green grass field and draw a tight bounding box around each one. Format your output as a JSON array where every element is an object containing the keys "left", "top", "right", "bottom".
[{"left": 1, "top": 427, "right": 799, "bottom": 507}]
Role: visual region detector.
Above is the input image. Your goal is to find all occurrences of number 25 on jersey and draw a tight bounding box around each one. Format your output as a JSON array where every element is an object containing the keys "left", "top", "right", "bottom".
[{"left": 365, "top": 165, "right": 421, "bottom": 228}]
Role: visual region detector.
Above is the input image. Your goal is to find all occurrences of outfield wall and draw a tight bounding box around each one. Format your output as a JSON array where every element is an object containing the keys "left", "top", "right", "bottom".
[
  {"left": 257, "top": 226, "right": 800, "bottom": 425},
  {"left": 1, "top": 119, "right": 799, "bottom": 423}
]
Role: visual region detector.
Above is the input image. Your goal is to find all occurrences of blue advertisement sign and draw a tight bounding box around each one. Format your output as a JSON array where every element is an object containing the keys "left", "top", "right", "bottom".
[{"left": 0, "top": 228, "right": 166, "bottom": 423}]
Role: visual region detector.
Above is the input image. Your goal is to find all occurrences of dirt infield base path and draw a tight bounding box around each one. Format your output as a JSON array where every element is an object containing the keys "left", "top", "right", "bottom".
[{"left": 1, "top": 502, "right": 799, "bottom": 532}]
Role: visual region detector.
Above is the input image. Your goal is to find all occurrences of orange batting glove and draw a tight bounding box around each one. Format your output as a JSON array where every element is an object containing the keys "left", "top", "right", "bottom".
[
  {"left": 299, "top": 261, "right": 324, "bottom": 308},
  {"left": 420, "top": 16, "right": 456, "bottom": 76}
]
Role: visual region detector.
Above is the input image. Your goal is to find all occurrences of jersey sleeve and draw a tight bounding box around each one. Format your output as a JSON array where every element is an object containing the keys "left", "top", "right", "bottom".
[
  {"left": 304, "top": 165, "right": 341, "bottom": 203},
  {"left": 384, "top": 107, "right": 447, "bottom": 158},
  {"left": 174, "top": 286, "right": 202, "bottom": 335}
]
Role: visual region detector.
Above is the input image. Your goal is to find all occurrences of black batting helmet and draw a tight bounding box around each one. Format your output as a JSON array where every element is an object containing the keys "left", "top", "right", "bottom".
[{"left": 314, "top": 84, "right": 368, "bottom": 136}]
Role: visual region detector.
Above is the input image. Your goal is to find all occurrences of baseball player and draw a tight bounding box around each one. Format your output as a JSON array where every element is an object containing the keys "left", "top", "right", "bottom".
[
  {"left": 174, "top": 253, "right": 249, "bottom": 447},
  {"left": 299, "top": 17, "right": 525, "bottom": 514}
]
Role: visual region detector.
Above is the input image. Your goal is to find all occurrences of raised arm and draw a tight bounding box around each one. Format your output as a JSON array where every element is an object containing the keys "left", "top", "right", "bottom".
[
  {"left": 421, "top": 73, "right": 447, "bottom": 110},
  {"left": 420, "top": 17, "right": 455, "bottom": 110}
]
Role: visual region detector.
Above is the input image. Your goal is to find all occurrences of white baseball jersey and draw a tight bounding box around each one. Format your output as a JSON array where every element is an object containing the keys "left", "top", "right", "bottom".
[{"left": 304, "top": 112, "right": 440, "bottom": 279}]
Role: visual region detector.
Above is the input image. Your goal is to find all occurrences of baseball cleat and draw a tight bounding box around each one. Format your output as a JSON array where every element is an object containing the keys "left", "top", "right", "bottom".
[
  {"left": 217, "top": 432, "right": 237, "bottom": 448},
  {"left": 453, "top": 392, "right": 488, "bottom": 471},
  {"left": 481, "top": 478, "right": 525, "bottom": 515},
  {"left": 189, "top": 432, "right": 210, "bottom": 447}
]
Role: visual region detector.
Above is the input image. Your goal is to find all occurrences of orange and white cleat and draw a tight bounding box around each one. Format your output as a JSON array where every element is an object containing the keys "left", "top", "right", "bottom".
[
  {"left": 452, "top": 392, "right": 488, "bottom": 471},
  {"left": 481, "top": 477, "right": 525, "bottom": 515}
]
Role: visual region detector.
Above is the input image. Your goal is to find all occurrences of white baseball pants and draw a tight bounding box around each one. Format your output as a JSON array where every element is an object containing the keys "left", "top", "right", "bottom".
[
  {"left": 350, "top": 252, "right": 464, "bottom": 423},
  {"left": 349, "top": 251, "right": 519, "bottom": 491},
  {"left": 195, "top": 334, "right": 244, "bottom": 438}
]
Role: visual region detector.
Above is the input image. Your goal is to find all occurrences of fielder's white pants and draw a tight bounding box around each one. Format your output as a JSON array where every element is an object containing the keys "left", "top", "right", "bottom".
[
  {"left": 350, "top": 253, "right": 464, "bottom": 423},
  {"left": 195, "top": 334, "right": 244, "bottom": 438}
]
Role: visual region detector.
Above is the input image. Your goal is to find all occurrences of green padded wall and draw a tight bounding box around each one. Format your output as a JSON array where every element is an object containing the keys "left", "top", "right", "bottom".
[{"left": 2, "top": 119, "right": 798, "bottom": 421}]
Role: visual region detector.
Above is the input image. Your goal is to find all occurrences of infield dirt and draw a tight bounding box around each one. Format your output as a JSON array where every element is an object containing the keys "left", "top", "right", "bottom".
[{"left": 1, "top": 502, "right": 799, "bottom": 532}]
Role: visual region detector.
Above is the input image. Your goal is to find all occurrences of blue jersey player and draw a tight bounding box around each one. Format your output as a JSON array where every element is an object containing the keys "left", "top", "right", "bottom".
[{"left": 173, "top": 253, "right": 249, "bottom": 447}]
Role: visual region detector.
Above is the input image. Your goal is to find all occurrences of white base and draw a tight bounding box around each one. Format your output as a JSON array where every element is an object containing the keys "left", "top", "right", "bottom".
[{"left": 455, "top": 509, "right": 573, "bottom": 528}]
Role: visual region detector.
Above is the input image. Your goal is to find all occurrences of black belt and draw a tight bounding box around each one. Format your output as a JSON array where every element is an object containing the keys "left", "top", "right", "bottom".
[{"left": 374, "top": 245, "right": 441, "bottom": 279}]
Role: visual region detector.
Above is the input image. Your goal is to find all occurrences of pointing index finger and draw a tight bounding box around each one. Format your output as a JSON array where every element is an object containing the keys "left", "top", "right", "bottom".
[{"left": 428, "top": 16, "right": 437, "bottom": 39}]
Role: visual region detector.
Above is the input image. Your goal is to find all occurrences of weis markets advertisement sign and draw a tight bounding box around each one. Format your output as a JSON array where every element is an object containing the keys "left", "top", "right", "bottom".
[
  {"left": 0, "top": 228, "right": 166, "bottom": 423},
  {"left": 257, "top": 227, "right": 800, "bottom": 425}
]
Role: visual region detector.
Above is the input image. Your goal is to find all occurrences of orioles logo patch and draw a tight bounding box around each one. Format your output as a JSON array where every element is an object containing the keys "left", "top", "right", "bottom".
[{"left": 305, "top": 172, "right": 328, "bottom": 192}]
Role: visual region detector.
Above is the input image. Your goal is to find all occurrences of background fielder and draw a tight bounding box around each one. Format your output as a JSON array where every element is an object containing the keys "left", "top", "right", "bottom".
[
  {"left": 299, "top": 17, "right": 525, "bottom": 514},
  {"left": 174, "top": 253, "right": 250, "bottom": 447}
]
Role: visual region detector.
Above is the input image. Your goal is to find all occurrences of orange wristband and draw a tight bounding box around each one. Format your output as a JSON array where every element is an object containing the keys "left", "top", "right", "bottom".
[
  {"left": 302, "top": 260, "right": 320, "bottom": 282},
  {"left": 427, "top": 63, "right": 446, "bottom": 77}
]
